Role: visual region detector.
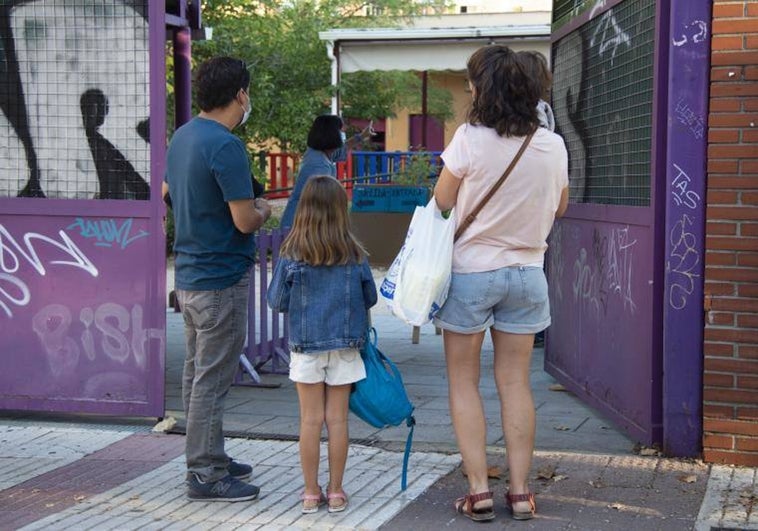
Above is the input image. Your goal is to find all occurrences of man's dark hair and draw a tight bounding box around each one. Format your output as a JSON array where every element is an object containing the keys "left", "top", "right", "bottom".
[
  {"left": 307, "top": 114, "right": 343, "bottom": 151},
  {"left": 195, "top": 57, "right": 250, "bottom": 112},
  {"left": 466, "top": 45, "right": 541, "bottom": 137}
]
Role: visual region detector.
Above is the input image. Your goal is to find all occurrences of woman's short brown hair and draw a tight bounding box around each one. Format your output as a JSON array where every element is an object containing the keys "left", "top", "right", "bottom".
[{"left": 466, "top": 45, "right": 543, "bottom": 137}]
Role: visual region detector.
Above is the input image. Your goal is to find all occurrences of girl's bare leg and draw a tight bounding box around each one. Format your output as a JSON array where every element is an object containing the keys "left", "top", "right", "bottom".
[
  {"left": 325, "top": 383, "right": 351, "bottom": 509},
  {"left": 297, "top": 382, "right": 326, "bottom": 501}
]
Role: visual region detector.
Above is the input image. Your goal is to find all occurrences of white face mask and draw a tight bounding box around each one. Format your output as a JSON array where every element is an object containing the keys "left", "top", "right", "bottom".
[{"left": 238, "top": 91, "right": 251, "bottom": 126}]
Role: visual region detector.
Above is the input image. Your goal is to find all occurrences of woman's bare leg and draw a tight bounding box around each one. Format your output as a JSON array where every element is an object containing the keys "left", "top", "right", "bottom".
[
  {"left": 444, "top": 329, "right": 492, "bottom": 511},
  {"left": 491, "top": 329, "right": 535, "bottom": 513}
]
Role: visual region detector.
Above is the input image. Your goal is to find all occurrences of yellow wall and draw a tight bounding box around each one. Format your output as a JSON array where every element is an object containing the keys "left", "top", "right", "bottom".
[{"left": 384, "top": 71, "right": 469, "bottom": 152}]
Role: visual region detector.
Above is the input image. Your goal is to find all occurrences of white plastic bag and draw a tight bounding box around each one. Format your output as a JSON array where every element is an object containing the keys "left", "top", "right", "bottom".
[
  {"left": 379, "top": 199, "right": 455, "bottom": 326},
  {"left": 379, "top": 207, "right": 421, "bottom": 310}
]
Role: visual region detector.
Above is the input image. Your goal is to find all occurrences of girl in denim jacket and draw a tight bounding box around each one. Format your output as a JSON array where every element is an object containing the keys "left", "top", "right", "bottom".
[{"left": 268, "top": 176, "right": 377, "bottom": 514}]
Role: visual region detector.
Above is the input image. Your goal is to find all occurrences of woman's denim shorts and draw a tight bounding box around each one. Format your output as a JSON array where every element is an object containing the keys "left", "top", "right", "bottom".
[{"left": 433, "top": 266, "right": 551, "bottom": 335}]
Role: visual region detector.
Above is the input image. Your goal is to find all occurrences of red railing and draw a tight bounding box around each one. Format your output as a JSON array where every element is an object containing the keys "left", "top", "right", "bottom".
[{"left": 264, "top": 153, "right": 299, "bottom": 199}]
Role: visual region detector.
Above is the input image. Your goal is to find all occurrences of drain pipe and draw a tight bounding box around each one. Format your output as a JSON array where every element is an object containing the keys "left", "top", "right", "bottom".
[{"left": 326, "top": 40, "right": 340, "bottom": 115}]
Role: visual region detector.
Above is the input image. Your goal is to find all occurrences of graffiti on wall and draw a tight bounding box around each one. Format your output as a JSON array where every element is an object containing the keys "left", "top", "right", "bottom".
[
  {"left": 672, "top": 20, "right": 708, "bottom": 48},
  {"left": 32, "top": 302, "right": 163, "bottom": 380},
  {"left": 552, "top": 0, "right": 656, "bottom": 206},
  {"left": 0, "top": 223, "right": 99, "bottom": 317},
  {"left": 571, "top": 225, "right": 638, "bottom": 317},
  {"left": 665, "top": 15, "right": 708, "bottom": 312},
  {"left": 0, "top": 0, "right": 149, "bottom": 199},
  {"left": 67, "top": 218, "right": 150, "bottom": 249},
  {"left": 1, "top": 217, "right": 161, "bottom": 385}
]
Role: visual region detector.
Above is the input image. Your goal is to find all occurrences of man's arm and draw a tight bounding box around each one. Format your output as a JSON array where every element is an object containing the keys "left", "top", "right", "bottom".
[{"left": 229, "top": 197, "right": 272, "bottom": 234}]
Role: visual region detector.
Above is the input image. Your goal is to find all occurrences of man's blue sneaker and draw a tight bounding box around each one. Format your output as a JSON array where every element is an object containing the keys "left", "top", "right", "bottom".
[
  {"left": 228, "top": 460, "right": 252, "bottom": 481},
  {"left": 187, "top": 473, "right": 260, "bottom": 502}
]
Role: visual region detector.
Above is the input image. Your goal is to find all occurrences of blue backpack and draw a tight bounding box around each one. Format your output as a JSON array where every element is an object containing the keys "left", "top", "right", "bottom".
[{"left": 349, "top": 328, "right": 415, "bottom": 490}]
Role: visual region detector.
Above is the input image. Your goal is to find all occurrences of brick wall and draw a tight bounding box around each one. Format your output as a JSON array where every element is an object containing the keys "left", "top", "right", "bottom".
[{"left": 704, "top": 0, "right": 758, "bottom": 467}]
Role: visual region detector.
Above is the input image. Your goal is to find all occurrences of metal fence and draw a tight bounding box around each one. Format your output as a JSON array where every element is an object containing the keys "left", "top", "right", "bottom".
[
  {"left": 236, "top": 227, "right": 290, "bottom": 387},
  {"left": 255, "top": 150, "right": 443, "bottom": 198}
]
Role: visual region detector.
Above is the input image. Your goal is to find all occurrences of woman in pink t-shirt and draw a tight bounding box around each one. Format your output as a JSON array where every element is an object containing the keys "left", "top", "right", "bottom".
[{"left": 434, "top": 46, "right": 569, "bottom": 522}]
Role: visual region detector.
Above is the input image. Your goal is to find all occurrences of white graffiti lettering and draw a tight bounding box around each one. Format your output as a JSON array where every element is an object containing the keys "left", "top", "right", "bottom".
[
  {"left": 32, "top": 302, "right": 163, "bottom": 378},
  {"left": 590, "top": 9, "right": 631, "bottom": 66},
  {"left": 573, "top": 226, "right": 637, "bottom": 316},
  {"left": 671, "top": 164, "right": 702, "bottom": 210},
  {"left": 668, "top": 214, "right": 701, "bottom": 310},
  {"left": 674, "top": 98, "right": 705, "bottom": 139},
  {"left": 0, "top": 272, "right": 31, "bottom": 318},
  {"left": 673, "top": 20, "right": 708, "bottom": 47},
  {"left": 0, "top": 224, "right": 98, "bottom": 317}
]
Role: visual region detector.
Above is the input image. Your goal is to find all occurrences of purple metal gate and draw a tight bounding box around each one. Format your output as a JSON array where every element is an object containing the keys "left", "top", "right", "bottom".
[
  {"left": 546, "top": 0, "right": 709, "bottom": 454},
  {"left": 236, "top": 229, "right": 291, "bottom": 387},
  {"left": 0, "top": 1, "right": 166, "bottom": 416}
]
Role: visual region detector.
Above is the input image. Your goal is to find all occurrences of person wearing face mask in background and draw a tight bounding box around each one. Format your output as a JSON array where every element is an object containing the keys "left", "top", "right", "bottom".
[
  {"left": 163, "top": 56, "right": 271, "bottom": 502},
  {"left": 280, "top": 115, "right": 372, "bottom": 229}
]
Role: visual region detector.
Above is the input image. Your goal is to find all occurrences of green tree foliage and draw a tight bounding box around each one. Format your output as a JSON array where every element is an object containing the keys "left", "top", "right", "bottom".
[{"left": 186, "top": 0, "right": 451, "bottom": 152}]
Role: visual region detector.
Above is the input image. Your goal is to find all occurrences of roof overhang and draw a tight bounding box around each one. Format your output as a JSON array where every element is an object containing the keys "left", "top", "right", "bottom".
[{"left": 319, "top": 24, "right": 551, "bottom": 72}]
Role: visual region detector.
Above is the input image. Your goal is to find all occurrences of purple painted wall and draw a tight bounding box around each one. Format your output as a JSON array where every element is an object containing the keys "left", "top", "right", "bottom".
[
  {"left": 546, "top": 0, "right": 662, "bottom": 445},
  {"left": 0, "top": 213, "right": 164, "bottom": 413},
  {"left": 661, "top": 0, "right": 710, "bottom": 456},
  {"left": 547, "top": 0, "right": 709, "bottom": 454},
  {"left": 0, "top": 0, "right": 166, "bottom": 416},
  {"left": 547, "top": 208, "right": 659, "bottom": 443}
]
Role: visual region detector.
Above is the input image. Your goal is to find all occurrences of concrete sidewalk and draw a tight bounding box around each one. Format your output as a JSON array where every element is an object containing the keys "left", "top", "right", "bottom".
[{"left": 0, "top": 303, "right": 756, "bottom": 529}]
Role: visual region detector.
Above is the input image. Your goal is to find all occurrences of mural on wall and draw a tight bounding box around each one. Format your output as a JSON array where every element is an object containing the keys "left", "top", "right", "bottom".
[
  {"left": 551, "top": 0, "right": 656, "bottom": 206},
  {"left": 0, "top": 0, "right": 149, "bottom": 199},
  {"left": 0, "top": 0, "right": 162, "bottom": 412}
]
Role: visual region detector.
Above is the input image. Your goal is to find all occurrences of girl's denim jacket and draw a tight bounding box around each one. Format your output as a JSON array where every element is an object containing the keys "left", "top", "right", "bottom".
[{"left": 267, "top": 257, "right": 377, "bottom": 354}]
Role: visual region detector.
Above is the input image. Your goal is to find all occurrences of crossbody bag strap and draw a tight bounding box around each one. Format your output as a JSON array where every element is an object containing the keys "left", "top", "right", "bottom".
[{"left": 454, "top": 131, "right": 535, "bottom": 242}]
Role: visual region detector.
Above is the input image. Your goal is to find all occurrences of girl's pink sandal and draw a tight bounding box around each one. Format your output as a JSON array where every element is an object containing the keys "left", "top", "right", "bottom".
[
  {"left": 301, "top": 489, "right": 326, "bottom": 514},
  {"left": 327, "top": 490, "right": 348, "bottom": 513}
]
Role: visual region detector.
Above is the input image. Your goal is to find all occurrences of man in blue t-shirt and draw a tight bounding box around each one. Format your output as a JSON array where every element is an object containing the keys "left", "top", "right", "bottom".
[{"left": 164, "top": 56, "right": 271, "bottom": 503}]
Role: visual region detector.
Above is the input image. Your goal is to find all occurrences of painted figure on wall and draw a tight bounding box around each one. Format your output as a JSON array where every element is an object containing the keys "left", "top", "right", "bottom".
[
  {"left": 0, "top": 0, "right": 150, "bottom": 199},
  {"left": 81, "top": 89, "right": 150, "bottom": 200}
]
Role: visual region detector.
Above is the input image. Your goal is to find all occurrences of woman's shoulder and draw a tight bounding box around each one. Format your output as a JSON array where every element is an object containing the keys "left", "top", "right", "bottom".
[
  {"left": 299, "top": 149, "right": 334, "bottom": 174},
  {"left": 533, "top": 126, "right": 564, "bottom": 143},
  {"left": 531, "top": 128, "right": 568, "bottom": 153}
]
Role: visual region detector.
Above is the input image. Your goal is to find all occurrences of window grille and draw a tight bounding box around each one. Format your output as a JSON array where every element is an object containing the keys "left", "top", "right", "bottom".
[
  {"left": 551, "top": 0, "right": 656, "bottom": 206},
  {"left": 0, "top": 0, "right": 150, "bottom": 200}
]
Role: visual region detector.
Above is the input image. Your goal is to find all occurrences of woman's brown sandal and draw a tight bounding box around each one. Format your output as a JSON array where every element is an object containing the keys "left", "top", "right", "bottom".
[
  {"left": 454, "top": 491, "right": 496, "bottom": 522},
  {"left": 505, "top": 491, "right": 536, "bottom": 520}
]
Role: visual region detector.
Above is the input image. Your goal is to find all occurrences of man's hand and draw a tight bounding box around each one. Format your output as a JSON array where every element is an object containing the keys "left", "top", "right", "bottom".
[
  {"left": 229, "top": 197, "right": 272, "bottom": 233},
  {"left": 254, "top": 198, "right": 272, "bottom": 223}
]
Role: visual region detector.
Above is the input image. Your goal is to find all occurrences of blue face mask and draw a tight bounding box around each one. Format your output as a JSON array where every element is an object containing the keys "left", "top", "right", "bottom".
[{"left": 330, "top": 131, "right": 348, "bottom": 163}]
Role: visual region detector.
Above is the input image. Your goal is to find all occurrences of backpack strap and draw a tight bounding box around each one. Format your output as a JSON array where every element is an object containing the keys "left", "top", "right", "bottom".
[{"left": 401, "top": 415, "right": 416, "bottom": 491}]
